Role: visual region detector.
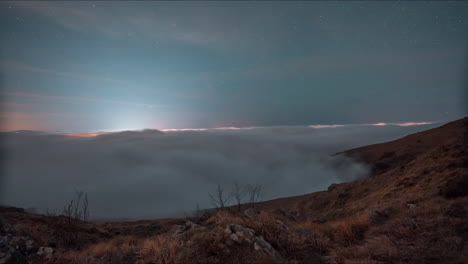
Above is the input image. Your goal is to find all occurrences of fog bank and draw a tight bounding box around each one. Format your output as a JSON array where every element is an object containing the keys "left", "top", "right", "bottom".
[{"left": 0, "top": 123, "right": 441, "bottom": 219}]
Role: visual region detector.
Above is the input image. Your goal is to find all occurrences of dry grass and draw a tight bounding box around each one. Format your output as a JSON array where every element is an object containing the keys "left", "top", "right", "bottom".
[
  {"left": 138, "top": 235, "right": 179, "bottom": 264},
  {"left": 87, "top": 235, "right": 140, "bottom": 257},
  {"left": 59, "top": 235, "right": 141, "bottom": 264},
  {"left": 327, "top": 213, "right": 370, "bottom": 245},
  {"left": 334, "top": 235, "right": 398, "bottom": 264},
  {"left": 206, "top": 210, "right": 247, "bottom": 226}
]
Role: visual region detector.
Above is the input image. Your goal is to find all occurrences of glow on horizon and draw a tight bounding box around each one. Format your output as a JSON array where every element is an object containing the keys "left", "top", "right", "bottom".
[
  {"left": 56, "top": 121, "right": 436, "bottom": 137},
  {"left": 397, "top": 122, "right": 432, "bottom": 126}
]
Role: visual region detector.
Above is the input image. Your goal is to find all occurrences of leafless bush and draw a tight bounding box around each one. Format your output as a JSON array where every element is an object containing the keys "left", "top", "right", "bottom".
[
  {"left": 209, "top": 184, "right": 231, "bottom": 209},
  {"left": 231, "top": 182, "right": 247, "bottom": 213},
  {"left": 45, "top": 208, "right": 58, "bottom": 217},
  {"left": 246, "top": 183, "right": 264, "bottom": 206},
  {"left": 62, "top": 190, "right": 90, "bottom": 222},
  {"left": 61, "top": 190, "right": 90, "bottom": 247}
]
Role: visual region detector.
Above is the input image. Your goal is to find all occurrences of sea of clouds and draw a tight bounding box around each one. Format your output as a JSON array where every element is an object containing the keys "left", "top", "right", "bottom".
[{"left": 0, "top": 122, "right": 441, "bottom": 219}]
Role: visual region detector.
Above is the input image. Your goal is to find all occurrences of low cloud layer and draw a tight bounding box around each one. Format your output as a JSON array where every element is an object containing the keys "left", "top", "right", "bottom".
[{"left": 0, "top": 123, "right": 441, "bottom": 219}]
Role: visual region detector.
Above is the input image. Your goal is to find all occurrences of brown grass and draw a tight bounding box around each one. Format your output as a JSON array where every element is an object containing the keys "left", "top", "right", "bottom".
[
  {"left": 328, "top": 213, "right": 370, "bottom": 245},
  {"left": 206, "top": 210, "right": 247, "bottom": 226},
  {"left": 138, "top": 235, "right": 179, "bottom": 264},
  {"left": 59, "top": 235, "right": 141, "bottom": 264}
]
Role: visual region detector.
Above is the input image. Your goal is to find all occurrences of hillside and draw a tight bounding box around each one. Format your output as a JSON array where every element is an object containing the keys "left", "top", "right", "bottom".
[{"left": 1, "top": 117, "right": 467, "bottom": 264}]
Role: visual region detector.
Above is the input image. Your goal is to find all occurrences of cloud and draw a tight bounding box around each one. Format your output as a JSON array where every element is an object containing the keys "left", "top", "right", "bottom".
[
  {"left": 0, "top": 122, "right": 443, "bottom": 220},
  {"left": 396, "top": 122, "right": 432, "bottom": 127},
  {"left": 11, "top": 2, "right": 277, "bottom": 53},
  {"left": 1, "top": 91, "right": 165, "bottom": 110},
  {"left": 309, "top": 124, "right": 346, "bottom": 129},
  {"left": 0, "top": 61, "right": 121, "bottom": 83}
]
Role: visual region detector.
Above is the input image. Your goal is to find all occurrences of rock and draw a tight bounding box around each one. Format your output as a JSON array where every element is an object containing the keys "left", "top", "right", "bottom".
[
  {"left": 37, "top": 247, "right": 54, "bottom": 259},
  {"left": 25, "top": 239, "right": 37, "bottom": 252},
  {"left": 229, "top": 233, "right": 240, "bottom": 243},
  {"left": 322, "top": 255, "right": 338, "bottom": 264},
  {"left": 231, "top": 225, "right": 255, "bottom": 242},
  {"left": 369, "top": 209, "right": 389, "bottom": 224},
  {"left": 185, "top": 221, "right": 200, "bottom": 229},
  {"left": 406, "top": 203, "right": 417, "bottom": 209},
  {"left": 253, "top": 236, "right": 279, "bottom": 258},
  {"left": 275, "top": 220, "right": 289, "bottom": 231},
  {"left": 171, "top": 225, "right": 186, "bottom": 237},
  {"left": 185, "top": 221, "right": 206, "bottom": 231},
  {"left": 243, "top": 208, "right": 259, "bottom": 218},
  {"left": 312, "top": 218, "right": 327, "bottom": 224},
  {"left": 254, "top": 236, "right": 272, "bottom": 251},
  {"left": 224, "top": 225, "right": 233, "bottom": 235},
  {"left": 1, "top": 251, "right": 28, "bottom": 264},
  {"left": 217, "top": 243, "right": 231, "bottom": 254}
]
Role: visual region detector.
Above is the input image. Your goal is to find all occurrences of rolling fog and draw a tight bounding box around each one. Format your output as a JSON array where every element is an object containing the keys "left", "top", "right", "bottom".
[{"left": 0, "top": 123, "right": 440, "bottom": 219}]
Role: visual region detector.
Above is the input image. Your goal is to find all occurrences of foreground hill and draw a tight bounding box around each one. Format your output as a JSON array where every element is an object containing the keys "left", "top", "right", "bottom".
[{"left": 1, "top": 118, "right": 467, "bottom": 264}]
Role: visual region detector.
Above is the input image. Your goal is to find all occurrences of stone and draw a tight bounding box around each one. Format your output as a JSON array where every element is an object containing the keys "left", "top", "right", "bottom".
[
  {"left": 37, "top": 247, "right": 54, "bottom": 259},
  {"left": 243, "top": 208, "right": 259, "bottom": 218},
  {"left": 369, "top": 209, "right": 389, "bottom": 224},
  {"left": 231, "top": 224, "right": 255, "bottom": 242},
  {"left": 253, "top": 236, "right": 279, "bottom": 258},
  {"left": 171, "top": 225, "right": 186, "bottom": 237},
  {"left": 275, "top": 220, "right": 289, "bottom": 231},
  {"left": 224, "top": 225, "right": 233, "bottom": 234},
  {"left": 229, "top": 233, "right": 240, "bottom": 243}
]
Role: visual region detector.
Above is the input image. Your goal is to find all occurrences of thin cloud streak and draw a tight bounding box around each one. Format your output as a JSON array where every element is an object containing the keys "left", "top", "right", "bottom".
[
  {"left": 1, "top": 91, "right": 166, "bottom": 109},
  {"left": 0, "top": 61, "right": 121, "bottom": 83}
]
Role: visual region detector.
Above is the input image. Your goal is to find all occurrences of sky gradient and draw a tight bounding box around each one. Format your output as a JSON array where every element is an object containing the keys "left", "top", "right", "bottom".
[{"left": 1, "top": 1, "right": 467, "bottom": 132}]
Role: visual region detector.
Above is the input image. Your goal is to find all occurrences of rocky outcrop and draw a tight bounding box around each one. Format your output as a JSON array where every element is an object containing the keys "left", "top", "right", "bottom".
[
  {"left": 224, "top": 224, "right": 280, "bottom": 259},
  {"left": 0, "top": 217, "right": 53, "bottom": 264}
]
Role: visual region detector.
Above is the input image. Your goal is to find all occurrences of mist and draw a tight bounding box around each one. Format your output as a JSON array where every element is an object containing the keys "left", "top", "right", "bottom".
[{"left": 0, "top": 122, "right": 442, "bottom": 220}]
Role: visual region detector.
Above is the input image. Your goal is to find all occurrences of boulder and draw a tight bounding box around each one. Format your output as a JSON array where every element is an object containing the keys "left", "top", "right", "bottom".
[
  {"left": 243, "top": 208, "right": 259, "bottom": 218},
  {"left": 254, "top": 236, "right": 279, "bottom": 258},
  {"left": 369, "top": 209, "right": 389, "bottom": 224},
  {"left": 275, "top": 220, "right": 289, "bottom": 231},
  {"left": 37, "top": 247, "right": 54, "bottom": 259},
  {"left": 185, "top": 221, "right": 200, "bottom": 229},
  {"left": 229, "top": 233, "right": 240, "bottom": 243},
  {"left": 170, "top": 225, "right": 186, "bottom": 237},
  {"left": 231, "top": 225, "right": 255, "bottom": 242}
]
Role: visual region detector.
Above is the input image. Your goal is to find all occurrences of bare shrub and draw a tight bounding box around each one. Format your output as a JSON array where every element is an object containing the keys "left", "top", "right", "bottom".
[
  {"left": 61, "top": 190, "right": 91, "bottom": 247},
  {"left": 209, "top": 184, "right": 232, "bottom": 209},
  {"left": 231, "top": 182, "right": 247, "bottom": 213},
  {"left": 246, "top": 183, "right": 264, "bottom": 206},
  {"left": 62, "top": 189, "right": 90, "bottom": 222}
]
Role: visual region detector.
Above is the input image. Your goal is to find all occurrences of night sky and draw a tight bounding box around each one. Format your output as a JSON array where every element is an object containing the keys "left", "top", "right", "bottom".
[{"left": 1, "top": 1, "right": 467, "bottom": 132}]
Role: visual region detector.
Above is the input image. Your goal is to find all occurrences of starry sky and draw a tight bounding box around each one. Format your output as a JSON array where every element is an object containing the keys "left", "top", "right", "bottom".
[{"left": 1, "top": 1, "right": 467, "bottom": 132}]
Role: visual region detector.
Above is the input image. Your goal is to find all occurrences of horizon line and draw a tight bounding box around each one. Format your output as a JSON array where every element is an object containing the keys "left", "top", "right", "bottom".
[{"left": 0, "top": 120, "right": 445, "bottom": 136}]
